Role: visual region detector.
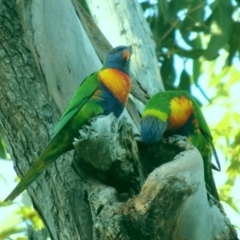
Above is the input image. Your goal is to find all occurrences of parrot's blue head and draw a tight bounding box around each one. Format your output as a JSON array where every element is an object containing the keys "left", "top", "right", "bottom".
[
  {"left": 103, "top": 46, "right": 132, "bottom": 74},
  {"left": 141, "top": 115, "right": 168, "bottom": 145}
]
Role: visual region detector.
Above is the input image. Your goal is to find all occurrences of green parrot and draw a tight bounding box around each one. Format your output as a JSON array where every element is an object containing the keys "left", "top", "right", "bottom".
[
  {"left": 4, "top": 46, "right": 132, "bottom": 202},
  {"left": 140, "top": 90, "right": 220, "bottom": 201}
]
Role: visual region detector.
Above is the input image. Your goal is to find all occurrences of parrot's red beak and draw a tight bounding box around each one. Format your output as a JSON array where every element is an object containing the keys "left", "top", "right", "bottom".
[{"left": 122, "top": 48, "right": 131, "bottom": 61}]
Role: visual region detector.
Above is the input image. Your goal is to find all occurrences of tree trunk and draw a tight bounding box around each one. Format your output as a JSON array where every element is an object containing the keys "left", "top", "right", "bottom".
[{"left": 0, "top": 0, "right": 238, "bottom": 240}]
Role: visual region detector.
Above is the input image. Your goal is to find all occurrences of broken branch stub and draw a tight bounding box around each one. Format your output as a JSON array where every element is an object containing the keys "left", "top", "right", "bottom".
[{"left": 73, "top": 113, "right": 143, "bottom": 196}]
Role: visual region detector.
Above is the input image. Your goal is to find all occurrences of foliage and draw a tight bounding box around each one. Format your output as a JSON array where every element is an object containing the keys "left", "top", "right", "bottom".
[
  {"left": 206, "top": 66, "right": 240, "bottom": 212},
  {"left": 0, "top": 200, "right": 44, "bottom": 239}
]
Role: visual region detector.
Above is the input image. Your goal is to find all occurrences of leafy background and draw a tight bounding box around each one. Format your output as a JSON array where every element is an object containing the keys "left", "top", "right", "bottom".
[{"left": 0, "top": 0, "right": 239, "bottom": 238}]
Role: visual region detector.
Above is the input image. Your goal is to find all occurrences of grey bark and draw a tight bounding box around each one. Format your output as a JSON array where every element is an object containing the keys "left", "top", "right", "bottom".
[{"left": 0, "top": 0, "right": 238, "bottom": 240}]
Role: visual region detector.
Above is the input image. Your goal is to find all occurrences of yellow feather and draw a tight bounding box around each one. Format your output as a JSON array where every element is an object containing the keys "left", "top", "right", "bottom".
[
  {"left": 142, "top": 109, "right": 168, "bottom": 122},
  {"left": 169, "top": 96, "right": 194, "bottom": 130}
]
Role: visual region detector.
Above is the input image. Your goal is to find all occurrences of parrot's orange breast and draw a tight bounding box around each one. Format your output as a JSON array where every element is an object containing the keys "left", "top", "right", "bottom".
[
  {"left": 98, "top": 68, "right": 131, "bottom": 106},
  {"left": 168, "top": 96, "right": 194, "bottom": 130}
]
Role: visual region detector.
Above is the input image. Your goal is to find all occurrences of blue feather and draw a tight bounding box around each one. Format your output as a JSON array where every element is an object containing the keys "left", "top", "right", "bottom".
[
  {"left": 97, "top": 83, "right": 124, "bottom": 118},
  {"left": 141, "top": 116, "right": 168, "bottom": 144}
]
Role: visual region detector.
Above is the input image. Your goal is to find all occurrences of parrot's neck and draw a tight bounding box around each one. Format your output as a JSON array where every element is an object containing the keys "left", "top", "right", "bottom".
[{"left": 98, "top": 68, "right": 131, "bottom": 106}]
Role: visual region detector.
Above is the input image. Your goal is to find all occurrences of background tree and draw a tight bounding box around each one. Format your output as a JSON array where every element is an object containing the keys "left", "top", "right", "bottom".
[{"left": 0, "top": 0, "right": 239, "bottom": 239}]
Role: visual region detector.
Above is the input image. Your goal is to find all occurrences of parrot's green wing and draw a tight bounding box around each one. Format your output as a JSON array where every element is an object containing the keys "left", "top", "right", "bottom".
[
  {"left": 50, "top": 72, "right": 99, "bottom": 142},
  {"left": 189, "top": 95, "right": 221, "bottom": 171},
  {"left": 200, "top": 128, "right": 221, "bottom": 171}
]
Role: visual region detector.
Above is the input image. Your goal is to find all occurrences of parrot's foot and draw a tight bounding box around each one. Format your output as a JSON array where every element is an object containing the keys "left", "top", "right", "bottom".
[{"left": 168, "top": 135, "right": 192, "bottom": 151}]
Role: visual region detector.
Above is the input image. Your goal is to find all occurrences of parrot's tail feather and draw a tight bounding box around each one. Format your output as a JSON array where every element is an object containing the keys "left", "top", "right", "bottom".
[
  {"left": 4, "top": 181, "right": 28, "bottom": 202},
  {"left": 4, "top": 157, "right": 48, "bottom": 202},
  {"left": 205, "top": 170, "right": 220, "bottom": 201}
]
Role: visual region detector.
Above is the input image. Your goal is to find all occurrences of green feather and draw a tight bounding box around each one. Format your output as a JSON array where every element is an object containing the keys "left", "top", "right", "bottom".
[{"left": 51, "top": 72, "right": 98, "bottom": 141}]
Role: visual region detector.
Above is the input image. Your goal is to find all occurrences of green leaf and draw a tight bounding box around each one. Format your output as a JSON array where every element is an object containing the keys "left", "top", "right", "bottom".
[
  {"left": 0, "top": 214, "right": 26, "bottom": 239},
  {"left": 209, "top": 66, "right": 240, "bottom": 89},
  {"left": 193, "top": 59, "right": 202, "bottom": 85},
  {"left": 178, "top": 69, "right": 191, "bottom": 91},
  {"left": 204, "top": 0, "right": 234, "bottom": 60},
  {"left": 209, "top": 66, "right": 230, "bottom": 87},
  {"left": 158, "top": 0, "right": 187, "bottom": 23},
  {"left": 140, "top": 0, "right": 153, "bottom": 11},
  {"left": 158, "top": 0, "right": 169, "bottom": 23},
  {"left": 0, "top": 227, "right": 26, "bottom": 240},
  {"left": 225, "top": 66, "right": 240, "bottom": 89},
  {"left": 160, "top": 55, "right": 176, "bottom": 89},
  {"left": 232, "top": 131, "right": 240, "bottom": 148},
  {"left": 179, "top": 0, "right": 205, "bottom": 45},
  {"left": 16, "top": 206, "right": 44, "bottom": 230},
  {"left": 228, "top": 21, "right": 240, "bottom": 65}
]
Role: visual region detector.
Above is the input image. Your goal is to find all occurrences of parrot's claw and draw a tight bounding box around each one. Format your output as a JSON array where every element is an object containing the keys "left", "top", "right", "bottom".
[
  {"left": 168, "top": 135, "right": 191, "bottom": 151},
  {"left": 168, "top": 135, "right": 188, "bottom": 144},
  {"left": 134, "top": 133, "right": 142, "bottom": 142}
]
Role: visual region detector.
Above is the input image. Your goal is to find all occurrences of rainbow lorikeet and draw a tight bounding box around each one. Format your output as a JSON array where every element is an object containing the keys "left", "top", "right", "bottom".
[
  {"left": 140, "top": 90, "right": 220, "bottom": 201},
  {"left": 4, "top": 46, "right": 132, "bottom": 202}
]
